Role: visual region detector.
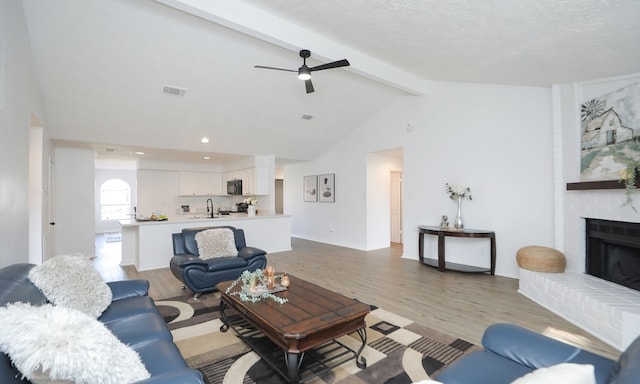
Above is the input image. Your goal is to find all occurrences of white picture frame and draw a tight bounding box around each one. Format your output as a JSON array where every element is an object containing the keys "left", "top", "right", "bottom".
[{"left": 304, "top": 175, "right": 318, "bottom": 202}]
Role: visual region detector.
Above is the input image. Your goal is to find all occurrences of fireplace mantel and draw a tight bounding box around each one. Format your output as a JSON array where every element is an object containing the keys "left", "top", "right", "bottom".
[{"left": 566, "top": 180, "right": 625, "bottom": 190}]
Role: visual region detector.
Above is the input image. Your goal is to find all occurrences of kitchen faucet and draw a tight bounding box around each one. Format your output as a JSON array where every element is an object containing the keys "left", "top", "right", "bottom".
[{"left": 206, "top": 199, "right": 214, "bottom": 218}]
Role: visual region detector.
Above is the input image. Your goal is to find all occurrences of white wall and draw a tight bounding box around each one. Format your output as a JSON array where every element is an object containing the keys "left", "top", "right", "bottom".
[
  {"left": 554, "top": 73, "right": 640, "bottom": 272},
  {"left": 285, "top": 146, "right": 368, "bottom": 250},
  {"left": 285, "top": 81, "right": 555, "bottom": 278},
  {"left": 0, "top": 1, "right": 45, "bottom": 267},
  {"left": 54, "top": 147, "right": 95, "bottom": 256}
]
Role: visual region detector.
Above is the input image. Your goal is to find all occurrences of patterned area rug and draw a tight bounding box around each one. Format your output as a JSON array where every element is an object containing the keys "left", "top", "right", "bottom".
[{"left": 155, "top": 293, "right": 478, "bottom": 384}]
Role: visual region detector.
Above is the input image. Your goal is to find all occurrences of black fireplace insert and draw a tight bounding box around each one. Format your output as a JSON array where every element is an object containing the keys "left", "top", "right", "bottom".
[{"left": 586, "top": 218, "right": 640, "bottom": 292}]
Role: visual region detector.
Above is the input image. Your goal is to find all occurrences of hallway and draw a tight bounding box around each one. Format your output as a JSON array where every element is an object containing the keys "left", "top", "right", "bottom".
[{"left": 93, "top": 233, "right": 124, "bottom": 281}]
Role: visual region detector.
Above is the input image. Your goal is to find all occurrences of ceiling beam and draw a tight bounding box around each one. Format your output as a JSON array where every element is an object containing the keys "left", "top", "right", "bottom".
[{"left": 154, "top": 0, "right": 433, "bottom": 95}]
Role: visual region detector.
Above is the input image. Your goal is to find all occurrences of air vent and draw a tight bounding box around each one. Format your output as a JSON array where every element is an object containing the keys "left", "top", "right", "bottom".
[
  {"left": 163, "top": 85, "right": 187, "bottom": 97},
  {"left": 301, "top": 114, "right": 315, "bottom": 120}
]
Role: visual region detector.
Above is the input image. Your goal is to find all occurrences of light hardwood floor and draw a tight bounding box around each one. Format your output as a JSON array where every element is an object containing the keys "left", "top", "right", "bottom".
[{"left": 94, "top": 236, "right": 619, "bottom": 359}]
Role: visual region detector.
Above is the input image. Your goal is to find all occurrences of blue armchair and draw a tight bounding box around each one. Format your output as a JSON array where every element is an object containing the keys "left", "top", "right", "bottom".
[{"left": 170, "top": 226, "right": 267, "bottom": 297}]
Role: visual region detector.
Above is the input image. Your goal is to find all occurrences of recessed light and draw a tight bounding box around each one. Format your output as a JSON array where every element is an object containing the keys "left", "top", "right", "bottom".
[
  {"left": 203, "top": 156, "right": 210, "bottom": 160},
  {"left": 134, "top": 151, "right": 145, "bottom": 155},
  {"left": 201, "top": 137, "right": 210, "bottom": 144}
]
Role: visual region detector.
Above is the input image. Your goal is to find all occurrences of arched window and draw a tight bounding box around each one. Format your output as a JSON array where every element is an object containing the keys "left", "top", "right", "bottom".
[{"left": 100, "top": 179, "right": 131, "bottom": 220}]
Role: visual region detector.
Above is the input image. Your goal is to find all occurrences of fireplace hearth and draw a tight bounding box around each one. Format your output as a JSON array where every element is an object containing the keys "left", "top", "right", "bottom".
[
  {"left": 519, "top": 219, "right": 640, "bottom": 351},
  {"left": 586, "top": 218, "right": 640, "bottom": 292}
]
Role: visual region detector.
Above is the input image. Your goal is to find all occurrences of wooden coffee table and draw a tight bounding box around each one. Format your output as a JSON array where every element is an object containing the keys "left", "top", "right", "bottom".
[{"left": 216, "top": 275, "right": 369, "bottom": 383}]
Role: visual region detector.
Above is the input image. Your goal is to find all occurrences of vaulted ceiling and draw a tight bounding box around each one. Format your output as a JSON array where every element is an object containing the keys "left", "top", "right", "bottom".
[{"left": 21, "top": 0, "right": 640, "bottom": 165}]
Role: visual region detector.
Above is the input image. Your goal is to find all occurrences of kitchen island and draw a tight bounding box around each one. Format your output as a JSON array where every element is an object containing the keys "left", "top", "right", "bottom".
[{"left": 120, "top": 213, "right": 292, "bottom": 271}]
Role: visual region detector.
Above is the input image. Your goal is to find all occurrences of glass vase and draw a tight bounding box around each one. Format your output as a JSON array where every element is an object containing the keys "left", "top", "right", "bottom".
[{"left": 454, "top": 196, "right": 464, "bottom": 229}]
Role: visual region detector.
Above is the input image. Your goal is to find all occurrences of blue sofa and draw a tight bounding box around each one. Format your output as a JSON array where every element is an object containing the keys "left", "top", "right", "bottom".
[
  {"left": 435, "top": 323, "right": 640, "bottom": 383},
  {"left": 0, "top": 263, "right": 203, "bottom": 384},
  {"left": 170, "top": 225, "right": 267, "bottom": 296}
]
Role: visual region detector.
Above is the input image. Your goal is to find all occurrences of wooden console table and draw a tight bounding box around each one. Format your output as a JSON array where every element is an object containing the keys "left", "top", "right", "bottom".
[{"left": 418, "top": 226, "right": 496, "bottom": 275}]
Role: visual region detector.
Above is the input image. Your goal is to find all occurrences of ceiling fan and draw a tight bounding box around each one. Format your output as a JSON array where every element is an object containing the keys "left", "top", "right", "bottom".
[{"left": 254, "top": 49, "right": 350, "bottom": 94}]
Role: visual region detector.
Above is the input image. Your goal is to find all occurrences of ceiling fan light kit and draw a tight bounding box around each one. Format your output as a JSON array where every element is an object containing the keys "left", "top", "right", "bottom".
[
  {"left": 255, "top": 49, "right": 350, "bottom": 94},
  {"left": 297, "top": 66, "right": 311, "bottom": 80}
]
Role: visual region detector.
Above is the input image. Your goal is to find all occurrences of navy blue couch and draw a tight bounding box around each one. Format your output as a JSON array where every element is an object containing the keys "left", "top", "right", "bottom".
[
  {"left": 170, "top": 226, "right": 267, "bottom": 296},
  {"left": 0, "top": 263, "right": 203, "bottom": 384},
  {"left": 435, "top": 323, "right": 640, "bottom": 384}
]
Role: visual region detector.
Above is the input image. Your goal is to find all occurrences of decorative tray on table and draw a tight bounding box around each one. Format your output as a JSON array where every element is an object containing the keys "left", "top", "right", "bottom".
[{"left": 248, "top": 284, "right": 288, "bottom": 295}]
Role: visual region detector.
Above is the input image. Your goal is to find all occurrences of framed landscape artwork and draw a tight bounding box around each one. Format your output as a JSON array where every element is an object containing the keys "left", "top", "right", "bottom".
[
  {"left": 303, "top": 175, "right": 317, "bottom": 202},
  {"left": 580, "top": 81, "right": 640, "bottom": 181},
  {"left": 318, "top": 174, "right": 335, "bottom": 203}
]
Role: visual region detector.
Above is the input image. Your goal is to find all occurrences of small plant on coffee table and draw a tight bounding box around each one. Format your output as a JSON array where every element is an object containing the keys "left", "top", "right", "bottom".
[{"left": 225, "top": 269, "right": 288, "bottom": 304}]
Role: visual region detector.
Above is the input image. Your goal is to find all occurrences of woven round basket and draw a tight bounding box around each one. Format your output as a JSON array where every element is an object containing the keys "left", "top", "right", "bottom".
[{"left": 516, "top": 245, "right": 566, "bottom": 273}]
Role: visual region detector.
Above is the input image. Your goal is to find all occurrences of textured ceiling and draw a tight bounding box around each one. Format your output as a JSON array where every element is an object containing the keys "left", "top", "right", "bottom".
[
  {"left": 20, "top": 0, "right": 640, "bottom": 165},
  {"left": 240, "top": 0, "right": 640, "bottom": 86}
]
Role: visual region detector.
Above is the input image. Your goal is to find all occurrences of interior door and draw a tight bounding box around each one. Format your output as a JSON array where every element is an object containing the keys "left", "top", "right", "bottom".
[
  {"left": 46, "top": 157, "right": 56, "bottom": 260},
  {"left": 390, "top": 171, "right": 402, "bottom": 243}
]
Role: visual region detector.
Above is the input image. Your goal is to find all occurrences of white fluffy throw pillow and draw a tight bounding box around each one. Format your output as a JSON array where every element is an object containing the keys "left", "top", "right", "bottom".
[
  {"left": 195, "top": 228, "right": 238, "bottom": 259},
  {"left": 28, "top": 254, "right": 112, "bottom": 318},
  {"left": 0, "top": 303, "right": 150, "bottom": 384},
  {"left": 511, "top": 363, "right": 595, "bottom": 384}
]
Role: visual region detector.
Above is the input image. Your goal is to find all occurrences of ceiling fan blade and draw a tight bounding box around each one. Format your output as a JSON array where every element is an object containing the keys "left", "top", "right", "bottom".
[
  {"left": 254, "top": 65, "right": 297, "bottom": 73},
  {"left": 310, "top": 59, "right": 350, "bottom": 72},
  {"left": 305, "top": 79, "right": 315, "bottom": 94}
]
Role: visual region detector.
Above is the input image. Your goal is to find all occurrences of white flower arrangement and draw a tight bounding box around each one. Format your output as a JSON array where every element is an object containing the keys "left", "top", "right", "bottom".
[
  {"left": 225, "top": 269, "right": 288, "bottom": 304},
  {"left": 243, "top": 196, "right": 257, "bottom": 205},
  {"left": 445, "top": 183, "right": 472, "bottom": 200}
]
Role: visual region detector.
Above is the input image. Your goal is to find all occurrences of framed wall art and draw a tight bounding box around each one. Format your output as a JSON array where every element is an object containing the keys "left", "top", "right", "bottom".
[
  {"left": 303, "top": 175, "right": 318, "bottom": 202},
  {"left": 580, "top": 81, "right": 640, "bottom": 181},
  {"left": 318, "top": 174, "right": 335, "bottom": 203}
]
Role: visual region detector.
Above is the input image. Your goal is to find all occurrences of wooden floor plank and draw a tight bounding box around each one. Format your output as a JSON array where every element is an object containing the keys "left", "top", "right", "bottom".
[{"left": 97, "top": 237, "right": 619, "bottom": 359}]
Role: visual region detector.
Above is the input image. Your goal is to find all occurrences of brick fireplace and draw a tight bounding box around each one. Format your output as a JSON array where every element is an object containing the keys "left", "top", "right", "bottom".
[
  {"left": 530, "top": 75, "right": 640, "bottom": 352},
  {"left": 519, "top": 212, "right": 640, "bottom": 351}
]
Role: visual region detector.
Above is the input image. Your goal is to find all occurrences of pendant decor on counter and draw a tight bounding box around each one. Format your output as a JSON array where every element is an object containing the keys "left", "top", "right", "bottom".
[
  {"left": 445, "top": 183, "right": 472, "bottom": 230},
  {"left": 248, "top": 205, "right": 256, "bottom": 216}
]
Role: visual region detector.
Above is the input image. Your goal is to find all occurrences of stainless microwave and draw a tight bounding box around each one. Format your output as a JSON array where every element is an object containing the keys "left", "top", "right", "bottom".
[{"left": 227, "top": 179, "right": 242, "bottom": 195}]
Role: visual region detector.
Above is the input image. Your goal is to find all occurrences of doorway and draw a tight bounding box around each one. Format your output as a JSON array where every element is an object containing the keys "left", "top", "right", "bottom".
[
  {"left": 390, "top": 171, "right": 402, "bottom": 244},
  {"left": 367, "top": 148, "right": 403, "bottom": 250},
  {"left": 275, "top": 179, "right": 284, "bottom": 214}
]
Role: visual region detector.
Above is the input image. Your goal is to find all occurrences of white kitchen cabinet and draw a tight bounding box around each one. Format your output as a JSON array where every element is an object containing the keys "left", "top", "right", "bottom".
[
  {"left": 178, "top": 171, "right": 223, "bottom": 196},
  {"left": 222, "top": 171, "right": 238, "bottom": 186},
  {"left": 240, "top": 168, "right": 253, "bottom": 194},
  {"left": 241, "top": 167, "right": 270, "bottom": 195},
  {"left": 209, "top": 172, "right": 223, "bottom": 195},
  {"left": 178, "top": 172, "right": 202, "bottom": 196}
]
